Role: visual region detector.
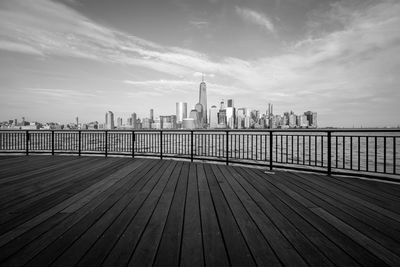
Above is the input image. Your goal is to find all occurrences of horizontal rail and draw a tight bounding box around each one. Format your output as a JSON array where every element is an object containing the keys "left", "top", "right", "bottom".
[{"left": 0, "top": 130, "right": 399, "bottom": 181}]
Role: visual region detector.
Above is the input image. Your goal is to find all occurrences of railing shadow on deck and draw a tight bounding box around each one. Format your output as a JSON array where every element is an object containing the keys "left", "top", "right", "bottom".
[{"left": 0, "top": 129, "right": 399, "bottom": 181}]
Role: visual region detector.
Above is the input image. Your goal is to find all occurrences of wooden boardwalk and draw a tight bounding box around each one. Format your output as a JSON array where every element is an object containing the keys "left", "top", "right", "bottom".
[{"left": 0, "top": 156, "right": 400, "bottom": 267}]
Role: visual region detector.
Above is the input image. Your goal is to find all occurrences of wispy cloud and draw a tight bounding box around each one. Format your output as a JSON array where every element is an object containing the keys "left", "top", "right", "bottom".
[
  {"left": 189, "top": 20, "right": 209, "bottom": 29},
  {"left": 124, "top": 79, "right": 246, "bottom": 95},
  {"left": 235, "top": 6, "right": 275, "bottom": 33},
  {"left": 0, "top": 40, "right": 43, "bottom": 56},
  {"left": 27, "top": 88, "right": 96, "bottom": 98}
]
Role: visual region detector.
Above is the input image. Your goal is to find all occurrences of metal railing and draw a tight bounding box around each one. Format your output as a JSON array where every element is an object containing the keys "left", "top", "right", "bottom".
[{"left": 0, "top": 129, "right": 399, "bottom": 180}]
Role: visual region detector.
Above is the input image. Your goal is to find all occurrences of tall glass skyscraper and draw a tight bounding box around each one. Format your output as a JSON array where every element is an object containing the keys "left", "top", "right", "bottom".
[
  {"left": 199, "top": 77, "right": 207, "bottom": 125},
  {"left": 209, "top": 105, "right": 218, "bottom": 128},
  {"left": 176, "top": 102, "right": 187, "bottom": 125},
  {"left": 105, "top": 111, "right": 114, "bottom": 129}
]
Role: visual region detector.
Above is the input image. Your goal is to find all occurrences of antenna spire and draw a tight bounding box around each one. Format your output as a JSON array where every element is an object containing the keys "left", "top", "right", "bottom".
[{"left": 202, "top": 73, "right": 204, "bottom": 82}]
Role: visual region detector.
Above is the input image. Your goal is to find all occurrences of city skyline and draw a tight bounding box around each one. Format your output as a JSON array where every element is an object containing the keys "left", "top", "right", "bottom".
[{"left": 1, "top": 0, "right": 400, "bottom": 127}]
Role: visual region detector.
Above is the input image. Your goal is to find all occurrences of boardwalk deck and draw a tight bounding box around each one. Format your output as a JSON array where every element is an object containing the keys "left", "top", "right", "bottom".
[{"left": 0, "top": 156, "right": 400, "bottom": 266}]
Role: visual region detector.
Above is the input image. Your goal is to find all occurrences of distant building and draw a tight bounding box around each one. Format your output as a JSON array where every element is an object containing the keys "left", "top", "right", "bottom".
[
  {"left": 218, "top": 109, "right": 227, "bottom": 128},
  {"left": 117, "top": 117, "right": 123, "bottom": 127},
  {"left": 132, "top": 113, "right": 137, "bottom": 129},
  {"left": 160, "top": 115, "right": 177, "bottom": 129},
  {"left": 176, "top": 102, "right": 187, "bottom": 126},
  {"left": 209, "top": 105, "right": 218, "bottom": 129},
  {"left": 189, "top": 109, "right": 200, "bottom": 128},
  {"left": 152, "top": 117, "right": 162, "bottom": 129},
  {"left": 304, "top": 111, "right": 318, "bottom": 128},
  {"left": 182, "top": 118, "right": 196, "bottom": 129},
  {"left": 142, "top": 118, "right": 152, "bottom": 129},
  {"left": 227, "top": 99, "right": 234, "bottom": 108},
  {"left": 150, "top": 109, "right": 154, "bottom": 122},
  {"left": 105, "top": 111, "right": 114, "bottom": 129},
  {"left": 195, "top": 103, "right": 204, "bottom": 127},
  {"left": 226, "top": 107, "right": 235, "bottom": 129},
  {"left": 199, "top": 76, "right": 207, "bottom": 124},
  {"left": 289, "top": 113, "right": 296, "bottom": 128}
]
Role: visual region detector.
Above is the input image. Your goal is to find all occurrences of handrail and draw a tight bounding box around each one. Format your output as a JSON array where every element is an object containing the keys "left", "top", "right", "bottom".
[{"left": 0, "top": 129, "right": 399, "bottom": 181}]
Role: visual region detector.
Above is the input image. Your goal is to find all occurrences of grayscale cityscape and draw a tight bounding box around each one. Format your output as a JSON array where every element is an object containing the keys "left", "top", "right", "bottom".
[
  {"left": 0, "top": 76, "right": 318, "bottom": 130},
  {"left": 1, "top": 1, "right": 400, "bottom": 266}
]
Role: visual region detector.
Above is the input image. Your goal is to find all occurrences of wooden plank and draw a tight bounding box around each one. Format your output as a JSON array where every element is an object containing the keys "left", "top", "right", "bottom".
[
  {"left": 101, "top": 160, "right": 180, "bottom": 266},
  {"left": 130, "top": 161, "right": 186, "bottom": 266},
  {"left": 204, "top": 164, "right": 260, "bottom": 266},
  {"left": 0, "top": 156, "right": 85, "bottom": 186},
  {"left": 0, "top": 156, "right": 78, "bottom": 177},
  {"left": 193, "top": 163, "right": 230, "bottom": 266},
  {"left": 0, "top": 158, "right": 129, "bottom": 213},
  {"left": 283, "top": 171, "right": 400, "bottom": 245},
  {"left": 0, "top": 157, "right": 97, "bottom": 205},
  {"left": 291, "top": 172, "right": 400, "bottom": 223},
  {"left": 179, "top": 163, "right": 204, "bottom": 267},
  {"left": 0, "top": 156, "right": 75, "bottom": 179},
  {"left": 309, "top": 174, "right": 400, "bottom": 213},
  {"left": 312, "top": 207, "right": 400, "bottom": 266},
  {"left": 235, "top": 167, "right": 362, "bottom": 266},
  {"left": 6, "top": 159, "right": 159, "bottom": 267},
  {"left": 219, "top": 165, "right": 334, "bottom": 267},
  {"left": 151, "top": 162, "right": 191, "bottom": 267},
  {"left": 50, "top": 161, "right": 180, "bottom": 267},
  {"left": 0, "top": 159, "right": 153, "bottom": 266},
  {"left": 335, "top": 176, "right": 400, "bottom": 196},
  {"left": 74, "top": 159, "right": 170, "bottom": 267},
  {"left": 0, "top": 158, "right": 125, "bottom": 234},
  {"left": 0, "top": 157, "right": 123, "bottom": 217},
  {"left": 244, "top": 168, "right": 387, "bottom": 267},
  {"left": 0, "top": 158, "right": 148, "bottom": 248}
]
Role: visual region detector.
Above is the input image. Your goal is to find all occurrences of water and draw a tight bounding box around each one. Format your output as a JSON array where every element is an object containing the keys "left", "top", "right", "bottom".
[{"left": 0, "top": 131, "right": 399, "bottom": 175}]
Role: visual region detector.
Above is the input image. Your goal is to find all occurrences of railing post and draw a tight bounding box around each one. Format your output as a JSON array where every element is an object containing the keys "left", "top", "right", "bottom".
[
  {"left": 78, "top": 131, "right": 81, "bottom": 156},
  {"left": 132, "top": 131, "right": 135, "bottom": 158},
  {"left": 269, "top": 131, "right": 273, "bottom": 170},
  {"left": 51, "top": 131, "right": 55, "bottom": 155},
  {"left": 327, "top": 131, "right": 332, "bottom": 176},
  {"left": 105, "top": 131, "right": 108, "bottom": 157},
  {"left": 160, "top": 130, "right": 163, "bottom": 159},
  {"left": 25, "top": 130, "right": 29, "bottom": 156},
  {"left": 190, "top": 131, "right": 194, "bottom": 162},
  {"left": 226, "top": 131, "right": 229, "bottom": 165}
]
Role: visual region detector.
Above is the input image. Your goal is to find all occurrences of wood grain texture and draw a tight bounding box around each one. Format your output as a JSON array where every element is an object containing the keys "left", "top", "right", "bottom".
[{"left": 0, "top": 156, "right": 399, "bottom": 267}]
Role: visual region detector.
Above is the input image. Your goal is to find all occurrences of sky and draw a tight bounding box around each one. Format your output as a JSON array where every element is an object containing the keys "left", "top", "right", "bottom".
[{"left": 0, "top": 0, "right": 399, "bottom": 127}]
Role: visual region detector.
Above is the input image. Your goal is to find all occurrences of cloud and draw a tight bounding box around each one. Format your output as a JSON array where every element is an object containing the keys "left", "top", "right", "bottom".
[
  {"left": 27, "top": 88, "right": 96, "bottom": 98},
  {"left": 0, "top": 40, "right": 43, "bottom": 55},
  {"left": 124, "top": 79, "right": 246, "bottom": 95},
  {"left": 235, "top": 6, "right": 275, "bottom": 33},
  {"left": 189, "top": 20, "right": 209, "bottom": 29},
  {"left": 193, "top": 72, "right": 215, "bottom": 78}
]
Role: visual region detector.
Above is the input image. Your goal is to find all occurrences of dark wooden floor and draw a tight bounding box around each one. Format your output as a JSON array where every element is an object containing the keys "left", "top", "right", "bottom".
[{"left": 0, "top": 156, "right": 400, "bottom": 267}]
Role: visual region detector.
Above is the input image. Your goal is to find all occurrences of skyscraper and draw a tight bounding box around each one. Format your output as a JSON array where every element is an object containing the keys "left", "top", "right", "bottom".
[
  {"left": 150, "top": 109, "right": 154, "bottom": 122},
  {"left": 105, "top": 111, "right": 114, "bottom": 129},
  {"left": 199, "top": 75, "right": 207, "bottom": 125},
  {"left": 132, "top": 113, "right": 137, "bottom": 129},
  {"left": 209, "top": 105, "right": 218, "bottom": 128},
  {"left": 304, "top": 111, "right": 318, "bottom": 128},
  {"left": 117, "top": 117, "right": 123, "bottom": 127},
  {"left": 176, "top": 102, "right": 187, "bottom": 125},
  {"left": 189, "top": 109, "right": 200, "bottom": 128},
  {"left": 226, "top": 107, "right": 235, "bottom": 129},
  {"left": 195, "top": 103, "right": 203, "bottom": 127},
  {"left": 227, "top": 99, "right": 234, "bottom": 108}
]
